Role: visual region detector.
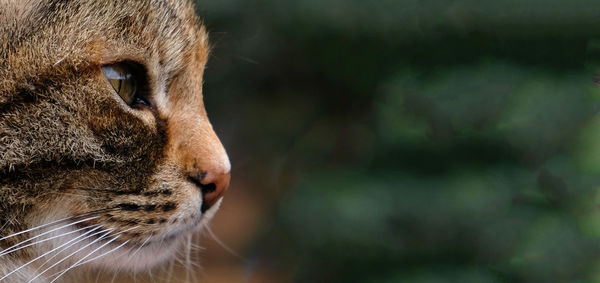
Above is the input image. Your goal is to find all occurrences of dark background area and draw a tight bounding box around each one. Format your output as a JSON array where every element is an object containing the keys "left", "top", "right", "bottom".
[{"left": 191, "top": 1, "right": 600, "bottom": 282}]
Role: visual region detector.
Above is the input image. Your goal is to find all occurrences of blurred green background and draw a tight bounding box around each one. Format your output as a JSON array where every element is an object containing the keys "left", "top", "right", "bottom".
[{"left": 193, "top": 1, "right": 600, "bottom": 282}]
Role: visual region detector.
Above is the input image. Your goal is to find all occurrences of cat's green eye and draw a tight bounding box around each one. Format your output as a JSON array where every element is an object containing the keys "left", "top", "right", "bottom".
[{"left": 102, "top": 63, "right": 138, "bottom": 105}]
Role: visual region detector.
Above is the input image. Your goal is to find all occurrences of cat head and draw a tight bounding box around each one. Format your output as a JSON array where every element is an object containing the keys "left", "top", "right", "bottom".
[{"left": 0, "top": 0, "right": 230, "bottom": 275}]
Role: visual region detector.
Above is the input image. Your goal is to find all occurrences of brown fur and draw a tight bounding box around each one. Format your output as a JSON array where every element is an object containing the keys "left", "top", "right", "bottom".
[{"left": 0, "top": 0, "right": 230, "bottom": 281}]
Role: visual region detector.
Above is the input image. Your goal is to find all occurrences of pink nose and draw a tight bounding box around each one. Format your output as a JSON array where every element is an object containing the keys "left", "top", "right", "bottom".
[{"left": 188, "top": 169, "right": 230, "bottom": 212}]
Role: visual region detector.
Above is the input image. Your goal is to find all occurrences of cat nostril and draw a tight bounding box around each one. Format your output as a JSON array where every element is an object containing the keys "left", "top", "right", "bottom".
[
  {"left": 187, "top": 176, "right": 215, "bottom": 194},
  {"left": 187, "top": 171, "right": 230, "bottom": 213},
  {"left": 200, "top": 182, "right": 216, "bottom": 194}
]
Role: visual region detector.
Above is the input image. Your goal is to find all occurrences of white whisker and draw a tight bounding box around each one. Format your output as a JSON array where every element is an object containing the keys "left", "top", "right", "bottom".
[
  {"left": 0, "top": 218, "right": 10, "bottom": 232},
  {"left": 129, "top": 235, "right": 152, "bottom": 259},
  {"left": 53, "top": 55, "right": 68, "bottom": 66},
  {"left": 49, "top": 235, "right": 128, "bottom": 283},
  {"left": 0, "top": 225, "right": 103, "bottom": 281},
  {"left": 165, "top": 257, "right": 175, "bottom": 283},
  {"left": 110, "top": 268, "right": 119, "bottom": 283},
  {"left": 0, "top": 215, "right": 100, "bottom": 242},
  {"left": 72, "top": 237, "right": 131, "bottom": 268},
  {"left": 32, "top": 226, "right": 138, "bottom": 283},
  {"left": 34, "top": 225, "right": 107, "bottom": 273},
  {"left": 0, "top": 216, "right": 101, "bottom": 258},
  {"left": 0, "top": 224, "right": 100, "bottom": 257},
  {"left": 185, "top": 235, "right": 191, "bottom": 283},
  {"left": 52, "top": 192, "right": 97, "bottom": 199},
  {"left": 183, "top": 234, "right": 199, "bottom": 283},
  {"left": 205, "top": 226, "right": 245, "bottom": 261},
  {"left": 28, "top": 228, "right": 115, "bottom": 283}
]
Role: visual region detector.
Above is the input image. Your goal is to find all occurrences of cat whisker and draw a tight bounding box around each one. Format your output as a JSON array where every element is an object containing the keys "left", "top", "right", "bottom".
[
  {"left": 49, "top": 235, "right": 129, "bottom": 283},
  {"left": 33, "top": 225, "right": 106, "bottom": 273},
  {"left": 185, "top": 235, "right": 191, "bottom": 283},
  {"left": 183, "top": 234, "right": 199, "bottom": 283},
  {"left": 129, "top": 235, "right": 152, "bottom": 259},
  {"left": 0, "top": 223, "right": 102, "bottom": 258},
  {"left": 165, "top": 256, "right": 176, "bottom": 283},
  {"left": 93, "top": 227, "right": 141, "bottom": 283},
  {"left": 28, "top": 228, "right": 116, "bottom": 283},
  {"left": 0, "top": 216, "right": 101, "bottom": 256},
  {"left": 0, "top": 214, "right": 101, "bottom": 242},
  {"left": 32, "top": 225, "right": 110, "bottom": 279},
  {"left": 49, "top": 192, "right": 98, "bottom": 199},
  {"left": 73, "top": 237, "right": 131, "bottom": 270},
  {"left": 110, "top": 267, "right": 120, "bottom": 283},
  {"left": 0, "top": 218, "right": 10, "bottom": 232},
  {"left": 53, "top": 55, "right": 68, "bottom": 66},
  {"left": 33, "top": 226, "right": 139, "bottom": 283},
  {"left": 0, "top": 224, "right": 104, "bottom": 281},
  {"left": 205, "top": 226, "right": 245, "bottom": 261}
]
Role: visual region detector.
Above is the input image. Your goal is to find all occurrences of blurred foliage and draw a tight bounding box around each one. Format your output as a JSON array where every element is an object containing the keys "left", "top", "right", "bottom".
[{"left": 196, "top": 0, "right": 600, "bottom": 282}]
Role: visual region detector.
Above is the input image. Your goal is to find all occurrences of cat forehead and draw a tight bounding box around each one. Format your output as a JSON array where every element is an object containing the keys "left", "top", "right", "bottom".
[{"left": 3, "top": 0, "right": 208, "bottom": 72}]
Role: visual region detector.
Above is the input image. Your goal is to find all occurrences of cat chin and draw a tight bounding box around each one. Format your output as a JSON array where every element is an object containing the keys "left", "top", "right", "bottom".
[{"left": 87, "top": 235, "right": 183, "bottom": 271}]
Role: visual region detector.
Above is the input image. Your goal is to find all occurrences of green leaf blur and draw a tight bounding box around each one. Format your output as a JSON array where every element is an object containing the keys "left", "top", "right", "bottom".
[{"left": 197, "top": 1, "right": 600, "bottom": 282}]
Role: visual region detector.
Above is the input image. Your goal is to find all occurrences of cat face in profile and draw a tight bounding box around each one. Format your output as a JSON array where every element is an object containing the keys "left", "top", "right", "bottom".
[{"left": 0, "top": 0, "right": 230, "bottom": 281}]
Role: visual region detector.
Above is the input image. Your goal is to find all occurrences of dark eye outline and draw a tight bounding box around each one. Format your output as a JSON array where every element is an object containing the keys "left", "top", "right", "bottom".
[{"left": 101, "top": 61, "right": 152, "bottom": 109}]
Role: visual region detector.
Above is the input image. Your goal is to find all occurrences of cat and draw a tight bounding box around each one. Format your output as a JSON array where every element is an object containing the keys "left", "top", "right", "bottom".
[{"left": 0, "top": 0, "right": 230, "bottom": 282}]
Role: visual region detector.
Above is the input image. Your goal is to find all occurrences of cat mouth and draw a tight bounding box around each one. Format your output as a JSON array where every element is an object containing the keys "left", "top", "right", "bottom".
[
  {"left": 73, "top": 214, "right": 204, "bottom": 247},
  {"left": 48, "top": 220, "right": 202, "bottom": 272},
  {"left": 81, "top": 201, "right": 217, "bottom": 247},
  {"left": 40, "top": 198, "right": 221, "bottom": 271}
]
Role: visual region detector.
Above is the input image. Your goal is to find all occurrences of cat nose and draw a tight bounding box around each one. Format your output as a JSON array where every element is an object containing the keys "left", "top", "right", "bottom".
[
  {"left": 167, "top": 111, "right": 231, "bottom": 212},
  {"left": 188, "top": 169, "right": 230, "bottom": 212}
]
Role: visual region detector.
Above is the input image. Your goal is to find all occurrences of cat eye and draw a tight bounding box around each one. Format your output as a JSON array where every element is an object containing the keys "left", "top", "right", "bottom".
[{"left": 102, "top": 62, "right": 149, "bottom": 107}]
